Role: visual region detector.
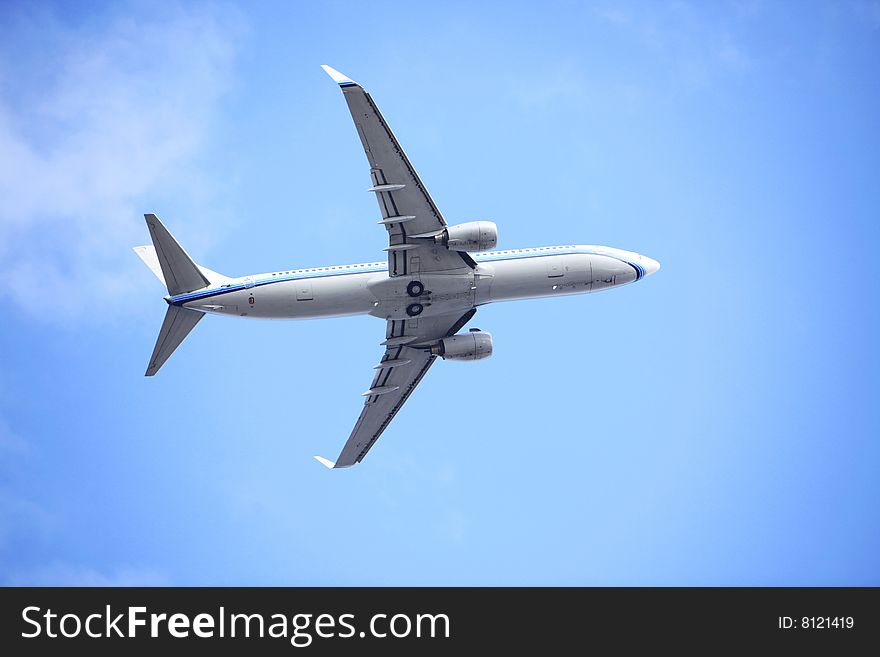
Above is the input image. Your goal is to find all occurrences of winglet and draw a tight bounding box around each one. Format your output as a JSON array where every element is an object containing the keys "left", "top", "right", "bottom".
[
  {"left": 320, "top": 64, "right": 358, "bottom": 87},
  {"left": 313, "top": 455, "right": 337, "bottom": 469}
]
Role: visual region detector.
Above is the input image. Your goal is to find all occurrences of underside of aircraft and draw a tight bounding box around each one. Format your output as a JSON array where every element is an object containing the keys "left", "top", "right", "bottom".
[{"left": 135, "top": 66, "right": 659, "bottom": 468}]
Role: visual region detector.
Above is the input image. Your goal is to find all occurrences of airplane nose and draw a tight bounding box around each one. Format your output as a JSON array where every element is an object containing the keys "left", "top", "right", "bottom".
[{"left": 641, "top": 256, "right": 661, "bottom": 276}]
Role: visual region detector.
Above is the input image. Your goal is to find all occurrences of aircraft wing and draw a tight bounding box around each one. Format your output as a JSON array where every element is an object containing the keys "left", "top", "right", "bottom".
[
  {"left": 321, "top": 65, "right": 475, "bottom": 277},
  {"left": 315, "top": 308, "right": 477, "bottom": 469}
]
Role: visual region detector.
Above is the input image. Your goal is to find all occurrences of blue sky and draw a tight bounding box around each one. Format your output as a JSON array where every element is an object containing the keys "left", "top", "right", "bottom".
[{"left": 1, "top": 0, "right": 878, "bottom": 585}]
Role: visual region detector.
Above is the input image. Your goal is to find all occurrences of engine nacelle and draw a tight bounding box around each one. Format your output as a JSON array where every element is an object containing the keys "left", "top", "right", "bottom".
[
  {"left": 444, "top": 221, "right": 498, "bottom": 252},
  {"left": 431, "top": 329, "right": 493, "bottom": 361}
]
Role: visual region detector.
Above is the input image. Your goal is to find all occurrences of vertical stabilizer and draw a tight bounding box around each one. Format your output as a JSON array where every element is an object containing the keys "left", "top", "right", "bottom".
[{"left": 133, "top": 245, "right": 166, "bottom": 286}]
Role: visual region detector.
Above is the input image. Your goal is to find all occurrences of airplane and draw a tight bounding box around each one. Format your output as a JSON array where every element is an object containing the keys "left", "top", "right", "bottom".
[{"left": 134, "top": 65, "right": 660, "bottom": 469}]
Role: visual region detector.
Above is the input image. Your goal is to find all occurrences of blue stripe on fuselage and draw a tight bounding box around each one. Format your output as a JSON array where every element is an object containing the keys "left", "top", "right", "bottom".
[{"left": 170, "top": 247, "right": 644, "bottom": 306}]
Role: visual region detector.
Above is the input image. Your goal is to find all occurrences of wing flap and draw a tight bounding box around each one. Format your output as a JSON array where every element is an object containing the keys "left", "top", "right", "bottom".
[
  {"left": 321, "top": 65, "right": 473, "bottom": 276},
  {"left": 318, "top": 309, "right": 477, "bottom": 468},
  {"left": 334, "top": 347, "right": 436, "bottom": 467}
]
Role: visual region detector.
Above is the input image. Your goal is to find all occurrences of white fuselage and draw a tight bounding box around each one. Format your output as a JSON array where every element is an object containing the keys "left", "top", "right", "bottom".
[{"left": 171, "top": 245, "right": 660, "bottom": 320}]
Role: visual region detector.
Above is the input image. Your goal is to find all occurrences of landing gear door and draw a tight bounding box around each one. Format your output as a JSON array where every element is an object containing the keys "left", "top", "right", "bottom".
[{"left": 296, "top": 280, "right": 313, "bottom": 301}]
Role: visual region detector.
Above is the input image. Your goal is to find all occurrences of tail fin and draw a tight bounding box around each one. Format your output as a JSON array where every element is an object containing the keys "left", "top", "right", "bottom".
[
  {"left": 143, "top": 213, "right": 209, "bottom": 296},
  {"left": 133, "top": 244, "right": 166, "bottom": 285},
  {"left": 145, "top": 306, "right": 204, "bottom": 376},
  {"left": 137, "top": 213, "right": 212, "bottom": 376}
]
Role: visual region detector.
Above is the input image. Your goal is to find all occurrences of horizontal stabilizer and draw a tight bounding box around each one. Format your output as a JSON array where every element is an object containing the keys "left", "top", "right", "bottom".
[
  {"left": 144, "top": 213, "right": 210, "bottom": 296},
  {"left": 145, "top": 305, "right": 204, "bottom": 376}
]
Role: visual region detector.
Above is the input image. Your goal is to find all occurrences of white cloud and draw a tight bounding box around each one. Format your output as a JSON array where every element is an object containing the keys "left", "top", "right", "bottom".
[
  {"left": 0, "top": 417, "right": 169, "bottom": 586},
  {"left": 717, "top": 36, "right": 751, "bottom": 72},
  {"left": 0, "top": 5, "right": 244, "bottom": 320},
  {"left": 0, "top": 416, "right": 27, "bottom": 454},
  {"left": 853, "top": 0, "right": 880, "bottom": 29},
  {"left": 591, "top": 3, "right": 755, "bottom": 88},
  {"left": 508, "top": 59, "right": 589, "bottom": 111},
  {"left": 0, "top": 489, "right": 55, "bottom": 552},
  {"left": 593, "top": 5, "right": 633, "bottom": 26},
  {"left": 6, "top": 562, "right": 171, "bottom": 586}
]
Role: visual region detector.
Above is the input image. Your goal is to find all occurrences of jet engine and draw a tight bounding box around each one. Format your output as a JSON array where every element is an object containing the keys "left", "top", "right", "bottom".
[
  {"left": 442, "top": 221, "right": 498, "bottom": 252},
  {"left": 430, "top": 329, "right": 493, "bottom": 361}
]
